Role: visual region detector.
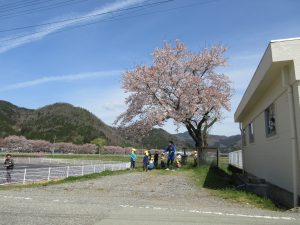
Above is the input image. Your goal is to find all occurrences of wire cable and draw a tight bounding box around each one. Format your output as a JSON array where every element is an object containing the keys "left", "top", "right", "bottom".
[
  {"left": 0, "top": 0, "right": 219, "bottom": 44},
  {"left": 0, "top": 0, "right": 174, "bottom": 34},
  {"left": 0, "top": 0, "right": 89, "bottom": 19},
  {"left": 0, "top": 0, "right": 57, "bottom": 12}
]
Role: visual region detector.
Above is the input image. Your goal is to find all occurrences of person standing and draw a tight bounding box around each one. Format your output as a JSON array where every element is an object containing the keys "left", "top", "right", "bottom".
[
  {"left": 164, "top": 141, "right": 176, "bottom": 170},
  {"left": 143, "top": 151, "right": 149, "bottom": 172},
  {"left": 130, "top": 148, "right": 137, "bottom": 170},
  {"left": 4, "top": 154, "right": 14, "bottom": 183},
  {"left": 153, "top": 150, "right": 159, "bottom": 169}
]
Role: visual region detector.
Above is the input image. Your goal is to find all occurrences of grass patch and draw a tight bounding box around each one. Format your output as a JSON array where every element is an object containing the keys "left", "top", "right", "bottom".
[
  {"left": 186, "top": 164, "right": 280, "bottom": 211},
  {"left": 0, "top": 152, "right": 143, "bottom": 163},
  {"left": 48, "top": 154, "right": 134, "bottom": 162},
  {"left": 0, "top": 169, "right": 132, "bottom": 190}
]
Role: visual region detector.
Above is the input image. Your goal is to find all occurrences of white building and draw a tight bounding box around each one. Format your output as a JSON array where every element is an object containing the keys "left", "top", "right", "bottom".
[{"left": 234, "top": 38, "right": 300, "bottom": 207}]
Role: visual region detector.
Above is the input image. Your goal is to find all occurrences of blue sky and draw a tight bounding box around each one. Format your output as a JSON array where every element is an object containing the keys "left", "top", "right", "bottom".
[{"left": 0, "top": 0, "right": 299, "bottom": 136}]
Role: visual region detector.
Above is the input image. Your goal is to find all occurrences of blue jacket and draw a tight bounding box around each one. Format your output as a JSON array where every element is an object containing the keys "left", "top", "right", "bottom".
[
  {"left": 143, "top": 155, "right": 149, "bottom": 165},
  {"left": 164, "top": 144, "right": 176, "bottom": 160}
]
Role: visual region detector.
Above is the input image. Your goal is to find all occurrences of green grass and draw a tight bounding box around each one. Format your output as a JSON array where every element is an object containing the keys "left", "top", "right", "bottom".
[
  {"left": 0, "top": 169, "right": 133, "bottom": 190},
  {"left": 0, "top": 153, "right": 141, "bottom": 162},
  {"left": 185, "top": 164, "right": 280, "bottom": 211},
  {"left": 0, "top": 153, "right": 280, "bottom": 211}
]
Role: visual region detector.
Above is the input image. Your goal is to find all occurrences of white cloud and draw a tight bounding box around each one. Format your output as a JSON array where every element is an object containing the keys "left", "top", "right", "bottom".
[
  {"left": 0, "top": 70, "right": 122, "bottom": 91},
  {"left": 0, "top": 0, "right": 144, "bottom": 54},
  {"left": 74, "top": 86, "right": 128, "bottom": 125}
]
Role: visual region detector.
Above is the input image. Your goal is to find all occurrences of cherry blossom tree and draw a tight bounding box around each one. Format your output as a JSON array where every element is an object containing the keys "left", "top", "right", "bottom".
[{"left": 115, "top": 40, "right": 233, "bottom": 164}]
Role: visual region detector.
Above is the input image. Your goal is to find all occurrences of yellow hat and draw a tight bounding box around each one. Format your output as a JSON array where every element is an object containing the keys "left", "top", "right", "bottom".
[{"left": 132, "top": 148, "right": 137, "bottom": 152}]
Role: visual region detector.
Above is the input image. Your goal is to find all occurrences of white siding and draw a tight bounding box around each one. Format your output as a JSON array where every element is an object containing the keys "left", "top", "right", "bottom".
[{"left": 242, "top": 74, "right": 294, "bottom": 193}]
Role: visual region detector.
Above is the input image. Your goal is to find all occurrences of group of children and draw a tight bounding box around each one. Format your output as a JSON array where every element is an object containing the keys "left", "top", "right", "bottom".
[{"left": 129, "top": 141, "right": 182, "bottom": 172}]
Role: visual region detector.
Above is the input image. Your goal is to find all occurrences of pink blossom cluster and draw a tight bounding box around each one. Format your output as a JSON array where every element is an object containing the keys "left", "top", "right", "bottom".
[
  {"left": 0, "top": 135, "right": 97, "bottom": 154},
  {"left": 114, "top": 40, "right": 233, "bottom": 148}
]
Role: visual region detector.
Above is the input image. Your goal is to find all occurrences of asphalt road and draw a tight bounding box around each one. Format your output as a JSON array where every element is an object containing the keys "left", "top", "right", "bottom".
[{"left": 0, "top": 172, "right": 299, "bottom": 225}]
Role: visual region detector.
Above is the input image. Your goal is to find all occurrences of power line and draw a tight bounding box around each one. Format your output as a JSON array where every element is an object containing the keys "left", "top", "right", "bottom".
[
  {"left": 0, "top": 0, "right": 89, "bottom": 19},
  {"left": 0, "top": 0, "right": 220, "bottom": 44},
  {"left": 0, "top": 0, "right": 56, "bottom": 12},
  {"left": 0, "top": 0, "right": 173, "bottom": 34},
  {"left": 0, "top": 0, "right": 50, "bottom": 9}
]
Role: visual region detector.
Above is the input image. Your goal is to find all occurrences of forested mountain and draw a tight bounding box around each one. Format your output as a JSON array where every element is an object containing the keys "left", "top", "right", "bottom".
[
  {"left": 0, "top": 100, "right": 125, "bottom": 145},
  {"left": 175, "top": 132, "right": 241, "bottom": 150},
  {"left": 0, "top": 100, "right": 240, "bottom": 150}
]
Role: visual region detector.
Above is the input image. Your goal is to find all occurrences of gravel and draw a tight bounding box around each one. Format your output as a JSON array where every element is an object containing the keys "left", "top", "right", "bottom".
[{"left": 0, "top": 171, "right": 299, "bottom": 225}]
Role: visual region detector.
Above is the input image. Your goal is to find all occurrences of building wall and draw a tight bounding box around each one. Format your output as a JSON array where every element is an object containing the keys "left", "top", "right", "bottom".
[
  {"left": 241, "top": 70, "right": 296, "bottom": 193},
  {"left": 294, "top": 79, "right": 300, "bottom": 195}
]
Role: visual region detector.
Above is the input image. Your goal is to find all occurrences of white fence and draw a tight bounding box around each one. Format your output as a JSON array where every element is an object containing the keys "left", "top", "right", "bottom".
[
  {"left": 228, "top": 150, "right": 243, "bottom": 169},
  {"left": 12, "top": 157, "right": 119, "bottom": 166},
  {"left": 0, "top": 161, "right": 130, "bottom": 185}
]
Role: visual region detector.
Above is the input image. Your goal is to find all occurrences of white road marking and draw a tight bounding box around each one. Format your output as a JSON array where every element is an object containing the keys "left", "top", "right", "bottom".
[
  {"left": 119, "top": 205, "right": 297, "bottom": 221},
  {"left": 0, "top": 195, "right": 32, "bottom": 200}
]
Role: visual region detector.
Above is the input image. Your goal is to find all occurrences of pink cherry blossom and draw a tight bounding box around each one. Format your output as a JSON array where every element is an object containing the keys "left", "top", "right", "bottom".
[{"left": 115, "top": 40, "right": 233, "bottom": 164}]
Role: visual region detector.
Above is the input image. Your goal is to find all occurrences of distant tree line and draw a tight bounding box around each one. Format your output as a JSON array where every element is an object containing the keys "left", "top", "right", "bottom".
[{"left": 0, "top": 135, "right": 97, "bottom": 154}]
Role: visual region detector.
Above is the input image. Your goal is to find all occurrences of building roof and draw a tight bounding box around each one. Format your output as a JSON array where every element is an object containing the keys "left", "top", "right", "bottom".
[
  {"left": 234, "top": 38, "right": 300, "bottom": 122},
  {"left": 270, "top": 37, "right": 300, "bottom": 43}
]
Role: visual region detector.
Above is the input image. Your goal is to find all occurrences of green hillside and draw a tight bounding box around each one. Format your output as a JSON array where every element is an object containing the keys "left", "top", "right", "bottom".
[
  {"left": 0, "top": 101, "right": 126, "bottom": 145},
  {"left": 0, "top": 100, "right": 239, "bottom": 149},
  {"left": 141, "top": 128, "right": 193, "bottom": 149}
]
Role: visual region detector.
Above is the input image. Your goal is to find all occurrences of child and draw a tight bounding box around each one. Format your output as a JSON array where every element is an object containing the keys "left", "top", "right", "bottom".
[
  {"left": 154, "top": 150, "right": 159, "bottom": 169},
  {"left": 130, "top": 148, "right": 137, "bottom": 170},
  {"left": 143, "top": 151, "right": 149, "bottom": 172},
  {"left": 175, "top": 153, "right": 182, "bottom": 169},
  {"left": 193, "top": 151, "right": 198, "bottom": 167},
  {"left": 160, "top": 153, "right": 166, "bottom": 169},
  {"left": 148, "top": 156, "right": 155, "bottom": 170}
]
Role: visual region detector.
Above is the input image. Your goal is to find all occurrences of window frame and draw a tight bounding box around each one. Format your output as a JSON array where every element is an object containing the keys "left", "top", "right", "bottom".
[
  {"left": 248, "top": 122, "right": 255, "bottom": 143},
  {"left": 265, "top": 103, "right": 276, "bottom": 137},
  {"left": 242, "top": 129, "right": 246, "bottom": 146}
]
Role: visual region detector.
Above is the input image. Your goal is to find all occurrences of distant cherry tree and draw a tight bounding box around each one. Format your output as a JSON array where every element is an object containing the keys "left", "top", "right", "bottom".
[{"left": 115, "top": 40, "right": 233, "bottom": 164}]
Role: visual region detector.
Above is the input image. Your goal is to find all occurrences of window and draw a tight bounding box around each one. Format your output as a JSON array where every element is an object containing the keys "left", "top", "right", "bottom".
[
  {"left": 265, "top": 103, "right": 276, "bottom": 137},
  {"left": 248, "top": 122, "right": 254, "bottom": 143},
  {"left": 242, "top": 129, "right": 246, "bottom": 146}
]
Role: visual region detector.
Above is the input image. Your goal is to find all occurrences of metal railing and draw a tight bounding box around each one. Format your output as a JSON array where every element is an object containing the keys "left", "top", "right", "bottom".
[
  {"left": 13, "top": 157, "right": 120, "bottom": 166},
  {"left": 0, "top": 161, "right": 130, "bottom": 185},
  {"left": 228, "top": 150, "right": 243, "bottom": 169}
]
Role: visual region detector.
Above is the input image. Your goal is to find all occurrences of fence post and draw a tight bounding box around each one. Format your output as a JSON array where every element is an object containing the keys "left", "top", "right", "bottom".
[
  {"left": 81, "top": 165, "right": 84, "bottom": 176},
  {"left": 93, "top": 165, "right": 96, "bottom": 173},
  {"left": 47, "top": 167, "right": 51, "bottom": 181},
  {"left": 217, "top": 148, "right": 219, "bottom": 168},
  {"left": 66, "top": 166, "right": 69, "bottom": 178},
  {"left": 103, "top": 164, "right": 106, "bottom": 171},
  {"left": 23, "top": 168, "right": 27, "bottom": 184}
]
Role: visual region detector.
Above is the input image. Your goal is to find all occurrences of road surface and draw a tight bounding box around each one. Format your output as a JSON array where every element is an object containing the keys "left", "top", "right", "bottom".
[{"left": 0, "top": 172, "right": 299, "bottom": 225}]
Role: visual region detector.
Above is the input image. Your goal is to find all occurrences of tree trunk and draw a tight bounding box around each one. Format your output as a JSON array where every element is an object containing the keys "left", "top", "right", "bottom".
[
  {"left": 184, "top": 122, "right": 205, "bottom": 167},
  {"left": 195, "top": 134, "right": 204, "bottom": 167}
]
